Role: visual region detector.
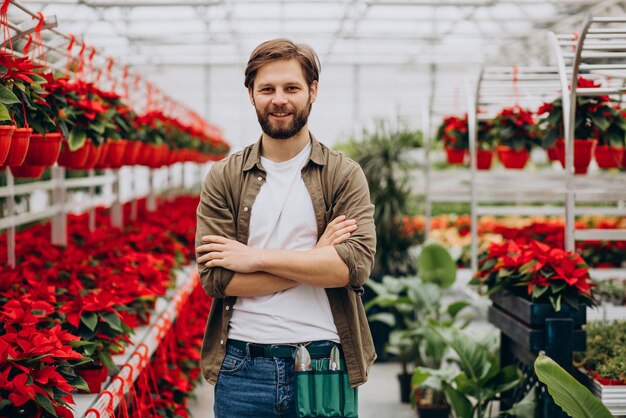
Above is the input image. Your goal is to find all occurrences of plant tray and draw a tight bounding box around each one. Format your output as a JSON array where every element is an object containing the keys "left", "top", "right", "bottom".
[
  {"left": 490, "top": 290, "right": 586, "bottom": 327},
  {"left": 488, "top": 305, "right": 586, "bottom": 353},
  {"left": 591, "top": 379, "right": 626, "bottom": 416}
]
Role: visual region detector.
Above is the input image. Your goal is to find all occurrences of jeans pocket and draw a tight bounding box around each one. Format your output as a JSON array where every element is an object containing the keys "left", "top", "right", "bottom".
[{"left": 220, "top": 351, "right": 247, "bottom": 375}]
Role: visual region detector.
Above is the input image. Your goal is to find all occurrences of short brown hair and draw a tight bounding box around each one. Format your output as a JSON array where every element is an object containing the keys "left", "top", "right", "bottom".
[{"left": 244, "top": 39, "right": 320, "bottom": 89}]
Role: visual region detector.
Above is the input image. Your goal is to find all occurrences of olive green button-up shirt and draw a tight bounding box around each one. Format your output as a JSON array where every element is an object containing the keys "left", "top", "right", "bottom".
[{"left": 195, "top": 134, "right": 377, "bottom": 387}]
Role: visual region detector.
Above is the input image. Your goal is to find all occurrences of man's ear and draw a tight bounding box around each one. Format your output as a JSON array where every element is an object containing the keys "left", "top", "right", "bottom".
[
  {"left": 309, "top": 80, "right": 318, "bottom": 104},
  {"left": 248, "top": 87, "right": 255, "bottom": 106}
]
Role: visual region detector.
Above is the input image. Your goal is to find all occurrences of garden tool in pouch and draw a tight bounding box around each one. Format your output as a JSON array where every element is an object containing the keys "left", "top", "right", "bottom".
[{"left": 295, "top": 344, "right": 358, "bottom": 418}]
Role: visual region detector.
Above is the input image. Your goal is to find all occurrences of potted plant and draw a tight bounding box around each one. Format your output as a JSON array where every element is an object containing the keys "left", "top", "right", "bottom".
[
  {"left": 412, "top": 326, "right": 523, "bottom": 418},
  {"left": 435, "top": 115, "right": 468, "bottom": 165},
  {"left": 470, "top": 239, "right": 597, "bottom": 312},
  {"left": 366, "top": 242, "right": 474, "bottom": 409},
  {"left": 537, "top": 76, "right": 616, "bottom": 174},
  {"left": 475, "top": 120, "right": 495, "bottom": 170},
  {"left": 487, "top": 106, "right": 539, "bottom": 169},
  {"left": 594, "top": 107, "right": 626, "bottom": 169},
  {"left": 0, "top": 51, "right": 46, "bottom": 168}
]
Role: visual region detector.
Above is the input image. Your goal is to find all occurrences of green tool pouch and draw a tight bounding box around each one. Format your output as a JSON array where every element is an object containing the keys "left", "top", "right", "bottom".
[{"left": 295, "top": 346, "right": 358, "bottom": 418}]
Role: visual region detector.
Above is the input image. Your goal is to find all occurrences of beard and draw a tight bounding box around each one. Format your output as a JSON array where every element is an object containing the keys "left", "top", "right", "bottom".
[{"left": 255, "top": 98, "right": 312, "bottom": 140}]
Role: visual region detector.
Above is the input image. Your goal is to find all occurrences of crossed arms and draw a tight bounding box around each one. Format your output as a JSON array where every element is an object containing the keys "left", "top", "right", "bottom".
[{"left": 196, "top": 216, "right": 357, "bottom": 297}]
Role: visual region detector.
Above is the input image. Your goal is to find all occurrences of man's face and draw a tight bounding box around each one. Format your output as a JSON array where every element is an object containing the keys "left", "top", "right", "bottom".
[{"left": 249, "top": 59, "right": 317, "bottom": 140}]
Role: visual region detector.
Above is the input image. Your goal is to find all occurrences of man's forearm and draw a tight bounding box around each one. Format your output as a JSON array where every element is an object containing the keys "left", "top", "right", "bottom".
[
  {"left": 257, "top": 246, "right": 349, "bottom": 288},
  {"left": 224, "top": 271, "right": 298, "bottom": 297}
]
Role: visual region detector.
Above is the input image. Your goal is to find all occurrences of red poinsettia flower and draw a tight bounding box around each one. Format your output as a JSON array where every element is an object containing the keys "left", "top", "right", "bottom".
[{"left": 0, "top": 51, "right": 41, "bottom": 83}]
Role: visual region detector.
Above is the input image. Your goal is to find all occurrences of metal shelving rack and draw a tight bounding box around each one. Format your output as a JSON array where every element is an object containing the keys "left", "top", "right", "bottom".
[{"left": 549, "top": 16, "right": 626, "bottom": 253}]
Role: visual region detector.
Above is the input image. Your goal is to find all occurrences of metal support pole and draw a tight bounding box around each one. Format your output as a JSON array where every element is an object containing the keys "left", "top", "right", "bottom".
[
  {"left": 51, "top": 166, "right": 67, "bottom": 247},
  {"left": 147, "top": 169, "right": 157, "bottom": 212},
  {"left": 422, "top": 99, "right": 432, "bottom": 239},
  {"left": 6, "top": 169, "right": 15, "bottom": 267},
  {"left": 352, "top": 64, "right": 360, "bottom": 137},
  {"left": 111, "top": 168, "right": 123, "bottom": 228},
  {"left": 468, "top": 72, "right": 482, "bottom": 274},
  {"left": 88, "top": 169, "right": 96, "bottom": 232}
]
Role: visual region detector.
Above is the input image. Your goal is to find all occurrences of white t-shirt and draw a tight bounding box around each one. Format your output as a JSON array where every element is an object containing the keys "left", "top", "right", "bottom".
[{"left": 228, "top": 141, "right": 340, "bottom": 344}]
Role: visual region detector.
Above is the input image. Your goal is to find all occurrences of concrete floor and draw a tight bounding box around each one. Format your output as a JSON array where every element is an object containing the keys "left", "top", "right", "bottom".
[{"left": 187, "top": 362, "right": 416, "bottom": 418}]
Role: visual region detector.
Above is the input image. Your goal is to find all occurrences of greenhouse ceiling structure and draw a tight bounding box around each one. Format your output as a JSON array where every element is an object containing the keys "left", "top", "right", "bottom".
[{"left": 13, "top": 0, "right": 626, "bottom": 147}]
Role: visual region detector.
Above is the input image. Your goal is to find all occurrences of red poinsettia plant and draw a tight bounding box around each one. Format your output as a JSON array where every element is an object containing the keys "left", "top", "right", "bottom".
[
  {"left": 537, "top": 76, "right": 620, "bottom": 148},
  {"left": 435, "top": 115, "right": 469, "bottom": 150},
  {"left": 486, "top": 106, "right": 540, "bottom": 151},
  {"left": 470, "top": 239, "right": 597, "bottom": 311}
]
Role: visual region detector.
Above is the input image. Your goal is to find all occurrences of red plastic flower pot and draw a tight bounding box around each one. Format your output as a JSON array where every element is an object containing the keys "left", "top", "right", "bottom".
[
  {"left": 106, "top": 139, "right": 127, "bottom": 168},
  {"left": 93, "top": 142, "right": 111, "bottom": 169},
  {"left": 546, "top": 146, "right": 559, "bottom": 162},
  {"left": 594, "top": 145, "right": 624, "bottom": 169},
  {"left": 0, "top": 125, "right": 15, "bottom": 165},
  {"left": 23, "top": 133, "right": 62, "bottom": 166},
  {"left": 476, "top": 149, "right": 493, "bottom": 170},
  {"left": 9, "top": 165, "right": 46, "bottom": 179},
  {"left": 3, "top": 128, "right": 32, "bottom": 166},
  {"left": 497, "top": 146, "right": 529, "bottom": 169},
  {"left": 121, "top": 140, "right": 142, "bottom": 165},
  {"left": 58, "top": 140, "right": 90, "bottom": 168},
  {"left": 444, "top": 147, "right": 466, "bottom": 165},
  {"left": 136, "top": 143, "right": 154, "bottom": 166},
  {"left": 555, "top": 139, "right": 596, "bottom": 174},
  {"left": 76, "top": 364, "right": 108, "bottom": 393},
  {"left": 82, "top": 142, "right": 104, "bottom": 170}
]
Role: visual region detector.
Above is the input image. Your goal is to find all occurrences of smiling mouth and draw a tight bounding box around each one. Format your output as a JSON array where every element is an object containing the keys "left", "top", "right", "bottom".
[{"left": 270, "top": 112, "right": 291, "bottom": 118}]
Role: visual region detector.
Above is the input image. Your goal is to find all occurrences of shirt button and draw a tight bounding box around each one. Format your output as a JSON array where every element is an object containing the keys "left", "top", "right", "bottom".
[
  {"left": 220, "top": 339, "right": 224, "bottom": 345},
  {"left": 258, "top": 176, "right": 263, "bottom": 181},
  {"left": 225, "top": 305, "right": 230, "bottom": 311},
  {"left": 244, "top": 207, "right": 249, "bottom": 212}
]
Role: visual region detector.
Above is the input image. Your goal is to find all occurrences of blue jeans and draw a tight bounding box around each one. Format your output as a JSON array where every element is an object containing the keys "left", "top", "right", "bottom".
[{"left": 214, "top": 340, "right": 336, "bottom": 418}]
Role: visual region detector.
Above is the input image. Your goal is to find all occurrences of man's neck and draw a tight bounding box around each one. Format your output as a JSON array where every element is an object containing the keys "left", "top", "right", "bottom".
[{"left": 260, "top": 127, "right": 311, "bottom": 163}]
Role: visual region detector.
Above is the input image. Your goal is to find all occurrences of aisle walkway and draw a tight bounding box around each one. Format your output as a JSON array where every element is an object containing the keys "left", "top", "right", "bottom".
[{"left": 188, "top": 362, "right": 415, "bottom": 418}]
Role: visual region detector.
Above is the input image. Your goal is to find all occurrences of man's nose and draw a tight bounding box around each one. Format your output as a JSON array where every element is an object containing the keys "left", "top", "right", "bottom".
[{"left": 271, "top": 91, "right": 288, "bottom": 106}]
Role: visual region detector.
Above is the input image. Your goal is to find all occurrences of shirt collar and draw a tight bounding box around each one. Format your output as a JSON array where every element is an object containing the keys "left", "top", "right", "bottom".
[{"left": 243, "top": 132, "right": 326, "bottom": 172}]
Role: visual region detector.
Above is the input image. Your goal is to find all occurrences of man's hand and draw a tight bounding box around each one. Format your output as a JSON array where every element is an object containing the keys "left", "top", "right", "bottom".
[
  {"left": 196, "top": 235, "right": 261, "bottom": 273},
  {"left": 316, "top": 215, "right": 357, "bottom": 248}
]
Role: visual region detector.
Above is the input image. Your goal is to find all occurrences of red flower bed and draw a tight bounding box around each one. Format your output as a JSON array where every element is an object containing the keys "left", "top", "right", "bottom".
[{"left": 0, "top": 196, "right": 201, "bottom": 417}]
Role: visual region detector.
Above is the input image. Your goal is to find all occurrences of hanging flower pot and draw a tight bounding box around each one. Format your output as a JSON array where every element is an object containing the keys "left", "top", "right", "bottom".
[
  {"left": 546, "top": 146, "right": 559, "bottom": 162},
  {"left": 96, "top": 142, "right": 111, "bottom": 170},
  {"left": 136, "top": 143, "right": 154, "bottom": 166},
  {"left": 58, "top": 140, "right": 90, "bottom": 168},
  {"left": 594, "top": 145, "right": 625, "bottom": 169},
  {"left": 9, "top": 165, "right": 46, "bottom": 179},
  {"left": 3, "top": 128, "right": 32, "bottom": 166},
  {"left": 106, "top": 139, "right": 128, "bottom": 168},
  {"left": 444, "top": 147, "right": 466, "bottom": 165},
  {"left": 555, "top": 139, "right": 597, "bottom": 174},
  {"left": 121, "top": 140, "right": 142, "bottom": 165},
  {"left": 23, "top": 133, "right": 62, "bottom": 166},
  {"left": 75, "top": 363, "right": 108, "bottom": 394},
  {"left": 0, "top": 125, "right": 15, "bottom": 165},
  {"left": 148, "top": 144, "right": 169, "bottom": 168},
  {"left": 82, "top": 142, "right": 104, "bottom": 170},
  {"left": 476, "top": 149, "right": 493, "bottom": 170},
  {"left": 497, "top": 146, "right": 529, "bottom": 169}
]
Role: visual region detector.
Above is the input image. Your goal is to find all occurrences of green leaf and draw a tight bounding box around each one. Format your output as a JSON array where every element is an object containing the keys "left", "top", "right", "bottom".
[
  {"left": 81, "top": 311, "right": 98, "bottom": 331},
  {"left": 534, "top": 353, "right": 612, "bottom": 418},
  {"left": 439, "top": 328, "right": 492, "bottom": 381},
  {"left": 502, "top": 385, "right": 537, "bottom": 418},
  {"left": 68, "top": 128, "right": 87, "bottom": 151},
  {"left": 34, "top": 393, "right": 58, "bottom": 417},
  {"left": 0, "top": 102, "right": 10, "bottom": 121},
  {"left": 418, "top": 242, "right": 457, "bottom": 289},
  {"left": 441, "top": 380, "right": 473, "bottom": 418},
  {"left": 102, "top": 311, "right": 122, "bottom": 332},
  {"left": 447, "top": 301, "right": 471, "bottom": 319},
  {"left": 367, "top": 312, "right": 396, "bottom": 327},
  {"left": 68, "top": 375, "right": 90, "bottom": 392},
  {"left": 0, "top": 84, "right": 20, "bottom": 105}
]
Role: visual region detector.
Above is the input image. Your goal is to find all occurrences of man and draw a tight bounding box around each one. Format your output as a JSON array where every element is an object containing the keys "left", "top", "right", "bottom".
[{"left": 195, "top": 38, "right": 376, "bottom": 418}]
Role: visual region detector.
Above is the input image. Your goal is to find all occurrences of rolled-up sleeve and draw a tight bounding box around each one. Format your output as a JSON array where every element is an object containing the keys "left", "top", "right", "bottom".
[
  {"left": 331, "top": 162, "right": 376, "bottom": 291},
  {"left": 195, "top": 165, "right": 237, "bottom": 298}
]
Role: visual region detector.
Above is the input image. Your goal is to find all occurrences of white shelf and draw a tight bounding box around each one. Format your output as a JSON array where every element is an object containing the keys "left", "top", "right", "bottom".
[{"left": 72, "top": 265, "right": 199, "bottom": 418}]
